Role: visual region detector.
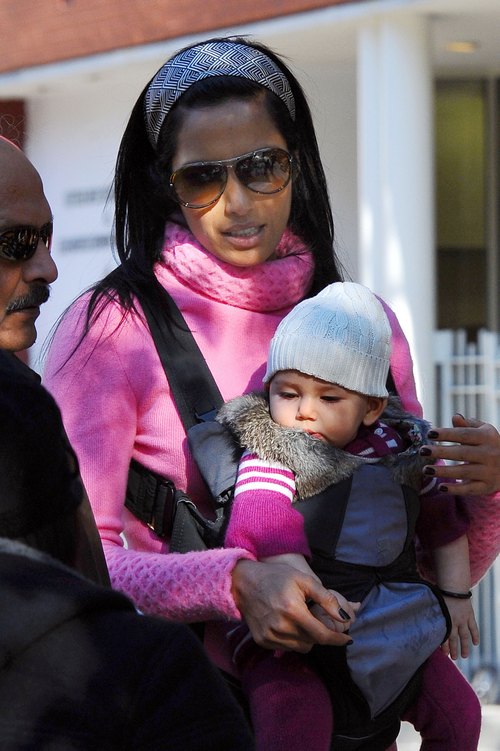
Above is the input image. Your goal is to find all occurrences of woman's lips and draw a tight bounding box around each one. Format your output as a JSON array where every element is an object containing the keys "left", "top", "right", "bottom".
[{"left": 222, "top": 225, "right": 264, "bottom": 248}]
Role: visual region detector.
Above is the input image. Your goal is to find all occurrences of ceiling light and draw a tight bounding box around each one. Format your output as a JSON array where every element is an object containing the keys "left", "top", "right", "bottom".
[{"left": 445, "top": 41, "right": 479, "bottom": 54}]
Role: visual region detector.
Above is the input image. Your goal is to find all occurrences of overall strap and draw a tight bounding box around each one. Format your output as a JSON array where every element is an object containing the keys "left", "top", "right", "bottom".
[{"left": 133, "top": 282, "right": 224, "bottom": 428}]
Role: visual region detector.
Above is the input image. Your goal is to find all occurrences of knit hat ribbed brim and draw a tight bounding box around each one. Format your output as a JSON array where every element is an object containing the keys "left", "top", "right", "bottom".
[{"left": 264, "top": 282, "right": 391, "bottom": 397}]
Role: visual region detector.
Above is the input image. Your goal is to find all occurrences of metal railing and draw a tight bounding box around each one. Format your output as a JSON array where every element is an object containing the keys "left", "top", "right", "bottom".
[{"left": 434, "top": 329, "right": 500, "bottom": 701}]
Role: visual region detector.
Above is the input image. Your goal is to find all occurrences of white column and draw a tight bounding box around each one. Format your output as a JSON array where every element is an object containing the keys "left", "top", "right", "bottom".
[{"left": 357, "top": 13, "right": 436, "bottom": 420}]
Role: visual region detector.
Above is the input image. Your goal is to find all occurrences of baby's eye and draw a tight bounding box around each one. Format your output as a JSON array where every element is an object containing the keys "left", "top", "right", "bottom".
[
  {"left": 321, "top": 395, "right": 340, "bottom": 403},
  {"left": 279, "top": 391, "right": 298, "bottom": 399}
]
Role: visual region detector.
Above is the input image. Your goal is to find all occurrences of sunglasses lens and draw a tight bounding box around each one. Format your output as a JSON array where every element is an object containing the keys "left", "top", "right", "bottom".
[
  {"left": 170, "top": 148, "right": 292, "bottom": 208},
  {"left": 172, "top": 164, "right": 226, "bottom": 208},
  {"left": 237, "top": 149, "right": 292, "bottom": 194},
  {"left": 40, "top": 222, "right": 53, "bottom": 251},
  {"left": 0, "top": 227, "right": 38, "bottom": 262},
  {"left": 0, "top": 223, "right": 52, "bottom": 262}
]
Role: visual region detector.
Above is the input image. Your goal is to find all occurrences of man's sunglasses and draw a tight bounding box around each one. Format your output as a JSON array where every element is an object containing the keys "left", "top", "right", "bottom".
[
  {"left": 0, "top": 222, "right": 53, "bottom": 262},
  {"left": 169, "top": 147, "right": 294, "bottom": 209}
]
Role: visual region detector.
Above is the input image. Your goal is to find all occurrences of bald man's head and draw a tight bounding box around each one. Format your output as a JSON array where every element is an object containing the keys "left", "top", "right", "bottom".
[{"left": 0, "top": 139, "right": 57, "bottom": 352}]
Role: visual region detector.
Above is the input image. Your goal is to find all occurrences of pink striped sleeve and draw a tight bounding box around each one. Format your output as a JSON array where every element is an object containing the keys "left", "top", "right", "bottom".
[{"left": 225, "top": 451, "right": 310, "bottom": 559}]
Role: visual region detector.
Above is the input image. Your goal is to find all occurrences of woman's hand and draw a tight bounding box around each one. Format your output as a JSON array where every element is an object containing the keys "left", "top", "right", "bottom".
[
  {"left": 420, "top": 414, "right": 500, "bottom": 496},
  {"left": 260, "top": 553, "right": 359, "bottom": 633},
  {"left": 231, "top": 559, "right": 355, "bottom": 652}
]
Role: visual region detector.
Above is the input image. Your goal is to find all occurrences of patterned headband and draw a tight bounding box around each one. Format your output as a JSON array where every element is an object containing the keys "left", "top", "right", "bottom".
[{"left": 144, "top": 40, "right": 296, "bottom": 148}]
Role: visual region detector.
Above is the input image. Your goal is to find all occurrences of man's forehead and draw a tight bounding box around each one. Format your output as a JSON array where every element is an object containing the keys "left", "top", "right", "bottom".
[
  {"left": 0, "top": 136, "right": 24, "bottom": 169},
  {"left": 0, "top": 142, "right": 51, "bottom": 228}
]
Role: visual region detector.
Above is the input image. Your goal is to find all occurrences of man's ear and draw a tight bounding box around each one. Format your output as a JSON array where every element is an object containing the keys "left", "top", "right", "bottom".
[{"left": 362, "top": 397, "right": 388, "bottom": 426}]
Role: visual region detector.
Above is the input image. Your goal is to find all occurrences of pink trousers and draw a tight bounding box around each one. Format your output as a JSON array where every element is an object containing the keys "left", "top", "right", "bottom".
[{"left": 241, "top": 647, "right": 481, "bottom": 751}]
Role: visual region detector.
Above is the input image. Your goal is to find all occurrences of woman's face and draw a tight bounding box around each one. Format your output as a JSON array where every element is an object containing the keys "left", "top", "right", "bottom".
[{"left": 171, "top": 97, "right": 293, "bottom": 267}]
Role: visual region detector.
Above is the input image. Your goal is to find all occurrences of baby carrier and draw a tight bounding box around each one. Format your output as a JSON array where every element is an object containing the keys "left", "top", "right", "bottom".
[
  {"left": 295, "top": 464, "right": 450, "bottom": 750},
  {"left": 215, "top": 391, "right": 451, "bottom": 751}
]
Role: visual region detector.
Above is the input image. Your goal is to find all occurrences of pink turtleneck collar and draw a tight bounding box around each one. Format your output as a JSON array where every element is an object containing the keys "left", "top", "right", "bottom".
[{"left": 157, "top": 222, "right": 315, "bottom": 312}]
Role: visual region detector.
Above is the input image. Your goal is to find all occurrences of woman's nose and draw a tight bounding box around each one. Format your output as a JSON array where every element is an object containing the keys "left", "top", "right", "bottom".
[{"left": 222, "top": 168, "right": 252, "bottom": 215}]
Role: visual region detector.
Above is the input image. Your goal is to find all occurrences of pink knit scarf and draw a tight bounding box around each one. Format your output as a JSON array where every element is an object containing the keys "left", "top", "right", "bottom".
[{"left": 159, "top": 222, "right": 315, "bottom": 312}]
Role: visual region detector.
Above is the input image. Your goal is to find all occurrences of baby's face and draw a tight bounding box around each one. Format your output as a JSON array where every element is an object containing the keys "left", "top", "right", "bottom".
[{"left": 269, "top": 371, "right": 378, "bottom": 448}]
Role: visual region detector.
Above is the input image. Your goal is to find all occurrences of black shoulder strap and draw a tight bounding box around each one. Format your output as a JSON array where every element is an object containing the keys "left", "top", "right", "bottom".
[
  {"left": 132, "top": 283, "right": 223, "bottom": 430},
  {"left": 124, "top": 283, "right": 225, "bottom": 539}
]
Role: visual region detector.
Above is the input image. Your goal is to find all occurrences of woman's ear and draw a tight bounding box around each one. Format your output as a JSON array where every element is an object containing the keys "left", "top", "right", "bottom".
[{"left": 362, "top": 397, "right": 388, "bottom": 426}]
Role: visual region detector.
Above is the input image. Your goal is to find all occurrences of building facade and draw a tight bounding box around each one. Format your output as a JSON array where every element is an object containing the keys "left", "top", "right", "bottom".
[{"left": 0, "top": 0, "right": 498, "bottom": 418}]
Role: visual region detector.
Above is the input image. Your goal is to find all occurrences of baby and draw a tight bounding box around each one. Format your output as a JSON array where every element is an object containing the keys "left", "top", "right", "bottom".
[{"left": 219, "top": 282, "right": 479, "bottom": 751}]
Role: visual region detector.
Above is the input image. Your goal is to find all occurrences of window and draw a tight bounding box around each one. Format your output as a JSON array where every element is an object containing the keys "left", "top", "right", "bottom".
[{"left": 435, "top": 80, "right": 492, "bottom": 337}]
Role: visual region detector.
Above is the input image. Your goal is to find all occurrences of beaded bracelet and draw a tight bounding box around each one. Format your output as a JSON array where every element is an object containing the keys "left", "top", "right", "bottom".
[{"left": 439, "top": 588, "right": 472, "bottom": 599}]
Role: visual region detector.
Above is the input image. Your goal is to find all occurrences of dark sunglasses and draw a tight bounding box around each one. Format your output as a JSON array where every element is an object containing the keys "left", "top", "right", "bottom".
[
  {"left": 169, "top": 147, "right": 294, "bottom": 209},
  {"left": 0, "top": 222, "right": 53, "bottom": 262}
]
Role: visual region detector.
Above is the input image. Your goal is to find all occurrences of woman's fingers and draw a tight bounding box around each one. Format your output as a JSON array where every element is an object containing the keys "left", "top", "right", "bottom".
[
  {"left": 420, "top": 414, "right": 500, "bottom": 495},
  {"left": 231, "top": 559, "right": 353, "bottom": 652}
]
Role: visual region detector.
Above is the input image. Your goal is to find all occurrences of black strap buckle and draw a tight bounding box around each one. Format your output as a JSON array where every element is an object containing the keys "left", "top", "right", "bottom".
[
  {"left": 125, "top": 458, "right": 176, "bottom": 539},
  {"left": 146, "top": 478, "right": 176, "bottom": 539}
]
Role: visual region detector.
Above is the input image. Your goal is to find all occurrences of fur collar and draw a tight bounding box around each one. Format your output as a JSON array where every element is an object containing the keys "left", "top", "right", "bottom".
[{"left": 217, "top": 393, "right": 433, "bottom": 499}]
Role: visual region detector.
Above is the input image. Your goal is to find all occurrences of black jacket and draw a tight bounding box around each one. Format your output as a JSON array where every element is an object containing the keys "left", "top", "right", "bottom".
[
  {"left": 0, "top": 540, "right": 253, "bottom": 750},
  {"left": 0, "top": 349, "right": 110, "bottom": 585}
]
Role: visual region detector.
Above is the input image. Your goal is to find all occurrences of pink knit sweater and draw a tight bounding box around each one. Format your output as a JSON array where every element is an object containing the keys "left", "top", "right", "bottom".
[{"left": 44, "top": 223, "right": 498, "bottom": 634}]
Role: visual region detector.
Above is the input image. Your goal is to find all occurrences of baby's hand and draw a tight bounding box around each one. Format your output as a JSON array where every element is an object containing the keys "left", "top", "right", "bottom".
[
  {"left": 441, "top": 597, "right": 479, "bottom": 660},
  {"left": 309, "top": 589, "right": 360, "bottom": 633}
]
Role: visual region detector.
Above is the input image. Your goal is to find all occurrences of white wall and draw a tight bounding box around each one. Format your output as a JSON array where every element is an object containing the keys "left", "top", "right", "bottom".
[
  {"left": 305, "top": 61, "right": 359, "bottom": 280},
  {"left": 25, "top": 63, "right": 156, "bottom": 369}
]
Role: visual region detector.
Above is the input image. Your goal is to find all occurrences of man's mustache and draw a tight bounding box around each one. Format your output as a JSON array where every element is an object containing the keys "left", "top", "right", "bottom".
[{"left": 5, "top": 285, "right": 50, "bottom": 313}]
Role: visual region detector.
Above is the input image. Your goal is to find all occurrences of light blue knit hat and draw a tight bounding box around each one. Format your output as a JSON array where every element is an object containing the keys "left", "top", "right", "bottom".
[{"left": 264, "top": 282, "right": 391, "bottom": 397}]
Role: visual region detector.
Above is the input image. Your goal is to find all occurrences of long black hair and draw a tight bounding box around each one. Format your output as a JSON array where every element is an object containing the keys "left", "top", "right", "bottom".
[{"left": 83, "top": 36, "right": 344, "bottom": 333}]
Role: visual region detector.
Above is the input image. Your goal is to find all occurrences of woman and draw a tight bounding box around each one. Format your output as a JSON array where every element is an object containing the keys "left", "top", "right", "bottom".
[{"left": 44, "top": 35, "right": 499, "bottom": 742}]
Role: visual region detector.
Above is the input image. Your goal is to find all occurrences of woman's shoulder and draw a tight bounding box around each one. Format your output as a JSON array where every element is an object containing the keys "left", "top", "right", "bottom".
[
  {"left": 44, "top": 288, "right": 154, "bottom": 384},
  {"left": 375, "top": 294, "right": 422, "bottom": 417},
  {"left": 56, "top": 288, "right": 149, "bottom": 345}
]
